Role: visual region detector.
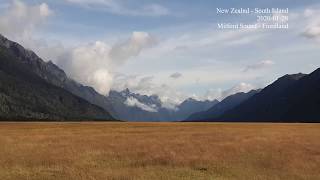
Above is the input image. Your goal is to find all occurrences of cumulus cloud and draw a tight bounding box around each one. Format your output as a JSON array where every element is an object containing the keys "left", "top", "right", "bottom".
[
  {"left": 304, "top": 26, "right": 320, "bottom": 39},
  {"left": 125, "top": 97, "right": 158, "bottom": 112},
  {"left": 243, "top": 60, "right": 275, "bottom": 72},
  {"left": 65, "top": 0, "right": 170, "bottom": 16},
  {"left": 304, "top": 27, "right": 320, "bottom": 38},
  {"left": 0, "top": 0, "right": 268, "bottom": 107},
  {"left": 0, "top": 0, "right": 57, "bottom": 63},
  {"left": 302, "top": 8, "right": 320, "bottom": 39},
  {"left": 170, "top": 72, "right": 183, "bottom": 79},
  {"left": 0, "top": 1, "right": 157, "bottom": 96},
  {"left": 0, "top": 0, "right": 52, "bottom": 40},
  {"left": 55, "top": 32, "right": 156, "bottom": 95}
]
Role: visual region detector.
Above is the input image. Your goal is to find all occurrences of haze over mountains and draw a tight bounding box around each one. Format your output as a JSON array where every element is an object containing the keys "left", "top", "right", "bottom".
[
  {"left": 1, "top": 34, "right": 320, "bottom": 122},
  {"left": 108, "top": 88, "right": 218, "bottom": 121},
  {"left": 0, "top": 34, "right": 219, "bottom": 121}
]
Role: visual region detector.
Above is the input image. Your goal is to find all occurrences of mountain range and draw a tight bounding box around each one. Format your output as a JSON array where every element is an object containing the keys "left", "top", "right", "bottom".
[
  {"left": 0, "top": 34, "right": 218, "bottom": 121},
  {"left": 218, "top": 71, "right": 320, "bottom": 122},
  {"left": 186, "top": 70, "right": 320, "bottom": 122},
  {"left": 107, "top": 89, "right": 219, "bottom": 121},
  {"left": 1, "top": 34, "right": 320, "bottom": 122},
  {"left": 186, "top": 90, "right": 260, "bottom": 121}
]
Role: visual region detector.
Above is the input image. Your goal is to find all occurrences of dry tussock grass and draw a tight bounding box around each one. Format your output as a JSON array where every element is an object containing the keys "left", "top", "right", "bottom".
[{"left": 0, "top": 122, "right": 319, "bottom": 180}]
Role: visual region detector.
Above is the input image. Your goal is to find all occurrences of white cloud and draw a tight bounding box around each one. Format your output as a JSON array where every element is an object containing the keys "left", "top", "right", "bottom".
[
  {"left": 0, "top": 0, "right": 57, "bottom": 63},
  {"left": 125, "top": 97, "right": 158, "bottom": 112},
  {"left": 0, "top": 0, "right": 52, "bottom": 40},
  {"left": 302, "top": 8, "right": 320, "bottom": 39},
  {"left": 39, "top": 3, "right": 52, "bottom": 17},
  {"left": 55, "top": 32, "right": 155, "bottom": 95},
  {"left": 204, "top": 83, "right": 255, "bottom": 101},
  {"left": 221, "top": 83, "right": 255, "bottom": 100},
  {"left": 170, "top": 72, "right": 182, "bottom": 79},
  {"left": 304, "top": 27, "right": 320, "bottom": 39},
  {"left": 112, "top": 74, "right": 154, "bottom": 93},
  {"left": 243, "top": 60, "right": 275, "bottom": 72},
  {"left": 203, "top": 89, "right": 223, "bottom": 101},
  {"left": 141, "top": 4, "right": 170, "bottom": 16},
  {"left": 137, "top": 26, "right": 267, "bottom": 67},
  {"left": 110, "top": 32, "right": 157, "bottom": 63},
  {"left": 112, "top": 74, "right": 187, "bottom": 110},
  {"left": 0, "top": 0, "right": 289, "bottom": 106},
  {"left": 65, "top": 0, "right": 170, "bottom": 16}
]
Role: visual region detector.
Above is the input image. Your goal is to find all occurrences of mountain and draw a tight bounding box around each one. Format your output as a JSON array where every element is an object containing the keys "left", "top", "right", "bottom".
[
  {"left": 0, "top": 34, "right": 219, "bottom": 121},
  {"left": 186, "top": 90, "right": 259, "bottom": 121},
  {"left": 0, "top": 34, "right": 114, "bottom": 121},
  {"left": 46, "top": 60, "right": 117, "bottom": 118},
  {"left": 107, "top": 89, "right": 167, "bottom": 121},
  {"left": 217, "top": 70, "right": 320, "bottom": 122},
  {"left": 107, "top": 89, "right": 218, "bottom": 121},
  {"left": 177, "top": 98, "right": 219, "bottom": 120},
  {"left": 0, "top": 34, "right": 118, "bottom": 118}
]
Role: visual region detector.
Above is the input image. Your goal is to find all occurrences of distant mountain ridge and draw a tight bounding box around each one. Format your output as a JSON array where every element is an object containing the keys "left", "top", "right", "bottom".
[
  {"left": 107, "top": 89, "right": 219, "bottom": 121},
  {"left": 0, "top": 34, "right": 220, "bottom": 121},
  {"left": 186, "top": 90, "right": 259, "bottom": 121},
  {"left": 0, "top": 34, "right": 114, "bottom": 121},
  {"left": 177, "top": 98, "right": 219, "bottom": 120},
  {"left": 187, "top": 69, "right": 320, "bottom": 122},
  {"left": 218, "top": 70, "right": 320, "bottom": 122}
]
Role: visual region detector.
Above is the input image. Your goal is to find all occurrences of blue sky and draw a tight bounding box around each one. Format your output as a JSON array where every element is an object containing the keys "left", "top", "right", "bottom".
[
  {"left": 12, "top": 0, "right": 318, "bottom": 37},
  {"left": 1, "top": 0, "right": 320, "bottom": 106}
]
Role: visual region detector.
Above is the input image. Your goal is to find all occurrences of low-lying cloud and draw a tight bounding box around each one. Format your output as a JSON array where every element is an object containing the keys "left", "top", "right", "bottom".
[
  {"left": 112, "top": 74, "right": 187, "bottom": 110},
  {"left": 55, "top": 32, "right": 156, "bottom": 95},
  {"left": 125, "top": 97, "right": 158, "bottom": 112},
  {"left": 0, "top": 1, "right": 157, "bottom": 96},
  {"left": 204, "top": 82, "right": 255, "bottom": 101},
  {"left": 221, "top": 83, "right": 255, "bottom": 100}
]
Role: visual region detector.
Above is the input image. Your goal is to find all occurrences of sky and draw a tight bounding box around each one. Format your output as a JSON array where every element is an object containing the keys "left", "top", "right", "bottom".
[{"left": 0, "top": 0, "right": 320, "bottom": 108}]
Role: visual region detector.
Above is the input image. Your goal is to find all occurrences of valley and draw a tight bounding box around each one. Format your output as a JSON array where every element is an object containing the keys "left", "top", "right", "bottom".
[{"left": 0, "top": 122, "right": 319, "bottom": 180}]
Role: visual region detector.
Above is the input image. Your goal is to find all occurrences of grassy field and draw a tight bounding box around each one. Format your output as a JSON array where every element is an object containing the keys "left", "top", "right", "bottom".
[{"left": 0, "top": 123, "right": 319, "bottom": 180}]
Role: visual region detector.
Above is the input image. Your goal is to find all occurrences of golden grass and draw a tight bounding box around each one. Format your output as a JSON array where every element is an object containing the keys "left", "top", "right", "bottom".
[{"left": 0, "top": 122, "right": 319, "bottom": 180}]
